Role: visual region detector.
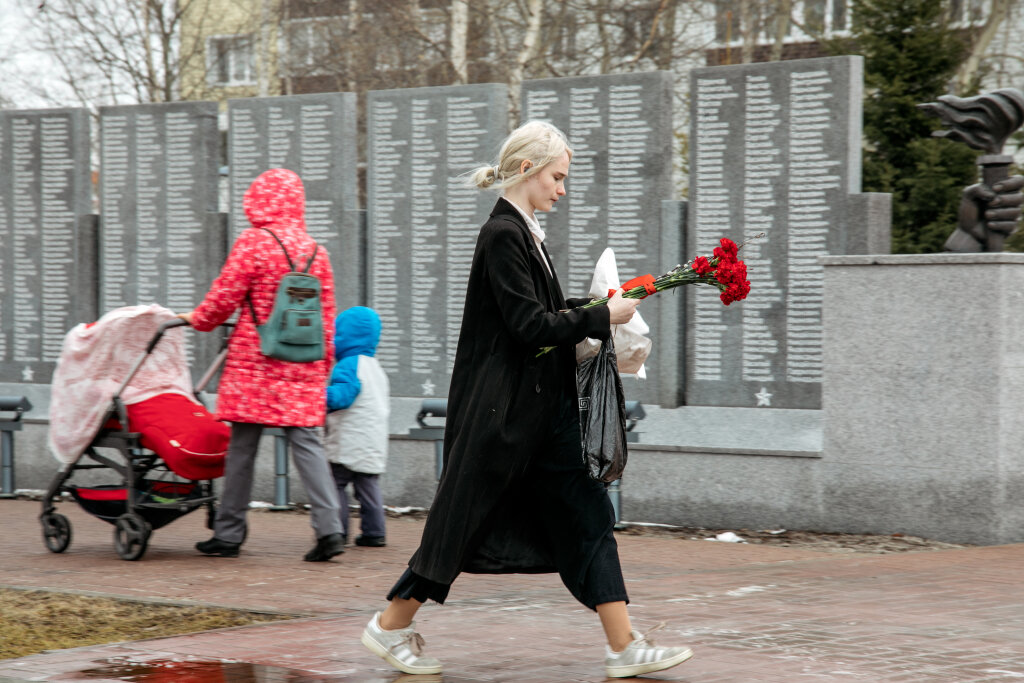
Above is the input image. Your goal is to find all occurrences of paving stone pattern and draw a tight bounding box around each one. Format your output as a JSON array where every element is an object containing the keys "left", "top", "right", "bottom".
[{"left": 1, "top": 500, "right": 1022, "bottom": 682}]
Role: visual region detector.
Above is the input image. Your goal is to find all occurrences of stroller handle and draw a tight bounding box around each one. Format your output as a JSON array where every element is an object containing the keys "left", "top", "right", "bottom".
[{"left": 146, "top": 318, "right": 189, "bottom": 354}]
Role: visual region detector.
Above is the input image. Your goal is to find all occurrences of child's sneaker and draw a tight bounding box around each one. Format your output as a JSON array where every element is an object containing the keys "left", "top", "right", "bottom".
[
  {"left": 604, "top": 627, "right": 693, "bottom": 678},
  {"left": 360, "top": 611, "right": 442, "bottom": 675}
]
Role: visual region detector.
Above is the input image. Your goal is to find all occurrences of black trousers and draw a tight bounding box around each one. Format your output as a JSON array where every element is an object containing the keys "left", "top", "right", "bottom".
[{"left": 388, "top": 395, "right": 628, "bottom": 611}]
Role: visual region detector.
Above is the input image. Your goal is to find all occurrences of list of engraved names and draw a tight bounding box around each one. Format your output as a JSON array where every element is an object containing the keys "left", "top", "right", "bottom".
[
  {"left": 1, "top": 112, "right": 84, "bottom": 369},
  {"left": 368, "top": 85, "right": 504, "bottom": 396},
  {"left": 690, "top": 59, "right": 855, "bottom": 408}
]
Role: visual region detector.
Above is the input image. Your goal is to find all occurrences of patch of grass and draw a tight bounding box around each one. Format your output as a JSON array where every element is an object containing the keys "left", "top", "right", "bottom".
[{"left": 0, "top": 589, "right": 289, "bottom": 660}]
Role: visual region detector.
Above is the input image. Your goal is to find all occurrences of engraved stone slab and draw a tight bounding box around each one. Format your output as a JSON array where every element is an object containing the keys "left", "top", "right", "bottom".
[
  {"left": 522, "top": 71, "right": 675, "bottom": 405},
  {"left": 0, "top": 108, "right": 92, "bottom": 384},
  {"left": 687, "top": 55, "right": 888, "bottom": 409},
  {"left": 367, "top": 83, "right": 508, "bottom": 398},
  {"left": 228, "top": 93, "right": 359, "bottom": 310},
  {"left": 99, "top": 102, "right": 224, "bottom": 376}
]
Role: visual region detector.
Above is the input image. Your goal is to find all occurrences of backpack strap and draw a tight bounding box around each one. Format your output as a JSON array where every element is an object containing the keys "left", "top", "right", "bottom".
[
  {"left": 257, "top": 227, "right": 296, "bottom": 270},
  {"left": 245, "top": 227, "right": 320, "bottom": 325},
  {"left": 300, "top": 243, "right": 319, "bottom": 273}
]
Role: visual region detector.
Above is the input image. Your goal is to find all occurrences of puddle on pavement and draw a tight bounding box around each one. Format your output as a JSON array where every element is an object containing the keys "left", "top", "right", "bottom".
[{"left": 68, "top": 657, "right": 448, "bottom": 682}]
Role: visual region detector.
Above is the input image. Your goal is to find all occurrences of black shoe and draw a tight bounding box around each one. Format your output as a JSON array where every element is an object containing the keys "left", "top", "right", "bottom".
[
  {"left": 355, "top": 535, "right": 387, "bottom": 547},
  {"left": 303, "top": 532, "right": 346, "bottom": 561},
  {"left": 196, "top": 537, "right": 240, "bottom": 557}
]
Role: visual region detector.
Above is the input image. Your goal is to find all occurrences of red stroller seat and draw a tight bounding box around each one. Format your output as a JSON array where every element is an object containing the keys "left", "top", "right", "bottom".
[{"left": 119, "top": 394, "right": 229, "bottom": 481}]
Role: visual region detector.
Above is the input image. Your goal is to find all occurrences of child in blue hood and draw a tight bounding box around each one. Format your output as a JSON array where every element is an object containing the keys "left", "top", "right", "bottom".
[{"left": 324, "top": 306, "right": 391, "bottom": 547}]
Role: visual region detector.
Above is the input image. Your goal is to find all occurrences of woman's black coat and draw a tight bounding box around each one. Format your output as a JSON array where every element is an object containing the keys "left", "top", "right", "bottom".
[{"left": 408, "top": 197, "right": 612, "bottom": 586}]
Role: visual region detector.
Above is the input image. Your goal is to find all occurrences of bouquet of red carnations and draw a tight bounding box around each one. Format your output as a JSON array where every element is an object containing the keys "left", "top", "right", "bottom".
[
  {"left": 538, "top": 236, "right": 754, "bottom": 357},
  {"left": 591, "top": 236, "right": 752, "bottom": 308}
]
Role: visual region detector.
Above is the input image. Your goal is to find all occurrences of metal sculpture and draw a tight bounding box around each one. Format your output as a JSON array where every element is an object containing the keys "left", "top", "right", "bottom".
[{"left": 918, "top": 88, "right": 1024, "bottom": 252}]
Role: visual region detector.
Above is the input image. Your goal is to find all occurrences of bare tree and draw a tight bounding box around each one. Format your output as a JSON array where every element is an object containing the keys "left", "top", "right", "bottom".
[
  {"left": 740, "top": 0, "right": 756, "bottom": 62},
  {"left": 769, "top": 0, "right": 793, "bottom": 61},
  {"left": 282, "top": 1, "right": 456, "bottom": 95},
  {"left": 506, "top": 0, "right": 544, "bottom": 121},
  {"left": 451, "top": 0, "right": 469, "bottom": 84},
  {"left": 20, "top": 0, "right": 249, "bottom": 107},
  {"left": 955, "top": 0, "right": 1021, "bottom": 92}
]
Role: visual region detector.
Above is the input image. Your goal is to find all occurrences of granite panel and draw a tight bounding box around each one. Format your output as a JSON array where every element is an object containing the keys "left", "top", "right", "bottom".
[
  {"left": 822, "top": 256, "right": 1024, "bottom": 544},
  {"left": 228, "top": 93, "right": 360, "bottom": 310},
  {"left": 687, "top": 56, "right": 889, "bottom": 409},
  {"left": 522, "top": 71, "right": 675, "bottom": 405},
  {"left": 0, "top": 108, "right": 92, "bottom": 384},
  {"left": 98, "top": 102, "right": 224, "bottom": 381},
  {"left": 366, "top": 83, "right": 508, "bottom": 398}
]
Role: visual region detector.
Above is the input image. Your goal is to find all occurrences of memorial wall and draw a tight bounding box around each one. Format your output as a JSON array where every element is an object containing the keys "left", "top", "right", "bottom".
[
  {"left": 367, "top": 83, "right": 508, "bottom": 397},
  {"left": 99, "top": 101, "right": 224, "bottom": 374},
  {"left": 0, "top": 108, "right": 92, "bottom": 385},
  {"left": 229, "top": 93, "right": 360, "bottom": 309},
  {"left": 521, "top": 71, "right": 676, "bottom": 404},
  {"left": 687, "top": 55, "right": 885, "bottom": 409},
  {"left": 1, "top": 60, "right": 886, "bottom": 414}
]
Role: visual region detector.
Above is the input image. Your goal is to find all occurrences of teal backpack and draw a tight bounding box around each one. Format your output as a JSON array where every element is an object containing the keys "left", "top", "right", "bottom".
[{"left": 246, "top": 228, "right": 325, "bottom": 363}]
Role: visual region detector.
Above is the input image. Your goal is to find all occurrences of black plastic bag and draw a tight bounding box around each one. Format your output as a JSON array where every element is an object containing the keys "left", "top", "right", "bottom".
[{"left": 576, "top": 336, "right": 628, "bottom": 483}]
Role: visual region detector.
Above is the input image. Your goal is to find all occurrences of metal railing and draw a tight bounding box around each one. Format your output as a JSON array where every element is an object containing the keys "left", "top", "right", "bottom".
[{"left": 0, "top": 396, "right": 32, "bottom": 498}]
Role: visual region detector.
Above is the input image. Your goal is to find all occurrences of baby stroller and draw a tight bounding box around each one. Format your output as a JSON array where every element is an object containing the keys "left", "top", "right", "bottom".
[{"left": 40, "top": 306, "right": 231, "bottom": 560}]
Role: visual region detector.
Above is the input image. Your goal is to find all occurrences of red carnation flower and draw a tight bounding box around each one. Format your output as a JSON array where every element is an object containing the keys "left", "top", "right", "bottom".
[
  {"left": 714, "top": 260, "right": 737, "bottom": 286},
  {"left": 720, "top": 238, "right": 739, "bottom": 259},
  {"left": 691, "top": 255, "right": 712, "bottom": 275},
  {"left": 714, "top": 238, "right": 739, "bottom": 264}
]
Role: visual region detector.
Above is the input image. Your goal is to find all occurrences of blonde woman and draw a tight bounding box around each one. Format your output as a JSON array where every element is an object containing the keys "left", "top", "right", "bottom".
[{"left": 361, "top": 121, "right": 693, "bottom": 678}]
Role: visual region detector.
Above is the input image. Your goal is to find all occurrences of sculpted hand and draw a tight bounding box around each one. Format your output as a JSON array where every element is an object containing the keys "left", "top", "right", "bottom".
[
  {"left": 982, "top": 174, "right": 1024, "bottom": 236},
  {"left": 949, "top": 174, "right": 1024, "bottom": 251},
  {"left": 607, "top": 288, "right": 639, "bottom": 325}
]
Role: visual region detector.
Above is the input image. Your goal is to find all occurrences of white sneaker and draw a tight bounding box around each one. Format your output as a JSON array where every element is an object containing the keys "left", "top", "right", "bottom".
[
  {"left": 605, "top": 626, "right": 693, "bottom": 678},
  {"left": 360, "top": 611, "right": 442, "bottom": 675}
]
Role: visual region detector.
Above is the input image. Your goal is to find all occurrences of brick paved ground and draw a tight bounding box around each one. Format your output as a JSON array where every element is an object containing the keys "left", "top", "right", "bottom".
[{"left": 1, "top": 499, "right": 1023, "bottom": 682}]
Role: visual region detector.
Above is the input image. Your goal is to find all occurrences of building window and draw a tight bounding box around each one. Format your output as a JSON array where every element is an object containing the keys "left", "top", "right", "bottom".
[
  {"left": 554, "top": 14, "right": 577, "bottom": 57},
  {"left": 207, "top": 35, "right": 255, "bottom": 86},
  {"left": 949, "top": 0, "right": 986, "bottom": 25},
  {"left": 832, "top": 0, "right": 847, "bottom": 32},
  {"left": 285, "top": 19, "right": 333, "bottom": 74},
  {"left": 803, "top": 0, "right": 826, "bottom": 34}
]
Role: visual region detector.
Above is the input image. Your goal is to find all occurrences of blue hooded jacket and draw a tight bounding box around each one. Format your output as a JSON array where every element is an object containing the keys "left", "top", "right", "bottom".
[{"left": 326, "top": 306, "right": 381, "bottom": 411}]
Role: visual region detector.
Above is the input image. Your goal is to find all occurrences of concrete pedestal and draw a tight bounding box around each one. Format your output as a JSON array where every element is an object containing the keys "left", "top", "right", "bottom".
[{"left": 821, "top": 253, "right": 1024, "bottom": 544}]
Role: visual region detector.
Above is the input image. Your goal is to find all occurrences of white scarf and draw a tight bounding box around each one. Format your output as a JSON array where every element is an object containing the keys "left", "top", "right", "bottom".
[{"left": 505, "top": 198, "right": 552, "bottom": 276}]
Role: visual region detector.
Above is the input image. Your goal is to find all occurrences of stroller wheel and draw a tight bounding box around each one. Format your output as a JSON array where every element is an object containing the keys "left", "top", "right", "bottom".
[
  {"left": 113, "top": 513, "right": 151, "bottom": 561},
  {"left": 41, "top": 513, "right": 72, "bottom": 553}
]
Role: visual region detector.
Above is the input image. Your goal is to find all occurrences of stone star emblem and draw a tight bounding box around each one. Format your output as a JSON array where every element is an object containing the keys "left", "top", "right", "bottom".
[
  {"left": 755, "top": 387, "right": 772, "bottom": 407},
  {"left": 422, "top": 380, "right": 435, "bottom": 396},
  {"left": 22, "top": 365, "right": 34, "bottom": 382}
]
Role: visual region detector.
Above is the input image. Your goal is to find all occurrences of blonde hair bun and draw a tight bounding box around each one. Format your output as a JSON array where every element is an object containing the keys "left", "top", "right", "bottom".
[{"left": 469, "top": 120, "right": 572, "bottom": 191}]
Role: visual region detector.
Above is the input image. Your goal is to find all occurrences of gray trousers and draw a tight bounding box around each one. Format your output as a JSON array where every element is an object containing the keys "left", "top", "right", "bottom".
[
  {"left": 214, "top": 423, "right": 342, "bottom": 544},
  {"left": 330, "top": 463, "right": 386, "bottom": 538}
]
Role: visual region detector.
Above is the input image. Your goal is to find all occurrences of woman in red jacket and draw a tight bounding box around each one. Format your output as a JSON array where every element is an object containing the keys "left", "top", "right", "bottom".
[{"left": 179, "top": 168, "right": 344, "bottom": 562}]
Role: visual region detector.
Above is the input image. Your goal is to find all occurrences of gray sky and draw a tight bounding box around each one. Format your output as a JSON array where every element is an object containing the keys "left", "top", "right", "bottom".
[{"left": 0, "top": 0, "right": 69, "bottom": 108}]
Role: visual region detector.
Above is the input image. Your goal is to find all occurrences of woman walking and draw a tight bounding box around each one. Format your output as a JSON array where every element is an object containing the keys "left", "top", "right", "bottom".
[
  {"left": 360, "top": 121, "right": 693, "bottom": 678},
  {"left": 179, "top": 168, "right": 345, "bottom": 562}
]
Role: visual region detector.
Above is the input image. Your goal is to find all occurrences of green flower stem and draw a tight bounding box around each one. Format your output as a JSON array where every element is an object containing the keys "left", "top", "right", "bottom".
[{"left": 534, "top": 265, "right": 726, "bottom": 357}]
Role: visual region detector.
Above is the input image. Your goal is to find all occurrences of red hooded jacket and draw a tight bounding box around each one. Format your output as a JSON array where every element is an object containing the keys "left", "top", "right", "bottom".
[{"left": 191, "top": 169, "right": 336, "bottom": 426}]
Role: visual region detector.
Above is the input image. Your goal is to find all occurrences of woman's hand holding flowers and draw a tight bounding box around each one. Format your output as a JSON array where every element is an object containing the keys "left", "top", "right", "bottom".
[{"left": 607, "top": 288, "right": 639, "bottom": 325}]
